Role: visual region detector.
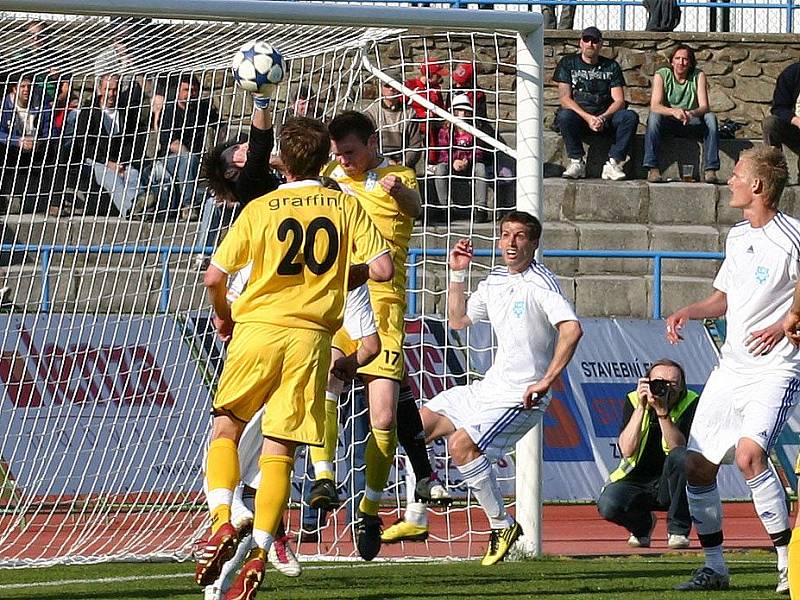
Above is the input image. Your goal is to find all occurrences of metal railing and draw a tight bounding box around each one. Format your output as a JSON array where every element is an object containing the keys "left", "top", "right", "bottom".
[
  {"left": 407, "top": 247, "right": 724, "bottom": 318},
  {"left": 302, "top": 0, "right": 798, "bottom": 33},
  {"left": 3, "top": 244, "right": 724, "bottom": 318}
]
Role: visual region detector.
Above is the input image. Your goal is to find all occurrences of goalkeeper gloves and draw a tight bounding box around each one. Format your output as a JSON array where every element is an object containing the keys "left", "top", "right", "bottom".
[{"left": 252, "top": 94, "right": 272, "bottom": 110}]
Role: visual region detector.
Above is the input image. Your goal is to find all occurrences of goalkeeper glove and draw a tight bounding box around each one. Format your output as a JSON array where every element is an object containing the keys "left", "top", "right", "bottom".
[{"left": 252, "top": 94, "right": 272, "bottom": 110}]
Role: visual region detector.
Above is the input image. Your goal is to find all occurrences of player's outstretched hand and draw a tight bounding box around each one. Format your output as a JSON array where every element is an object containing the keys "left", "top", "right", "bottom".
[
  {"left": 449, "top": 238, "right": 473, "bottom": 271},
  {"left": 213, "top": 315, "right": 234, "bottom": 343},
  {"left": 665, "top": 309, "right": 688, "bottom": 344},
  {"left": 379, "top": 174, "right": 405, "bottom": 197},
  {"left": 252, "top": 92, "right": 272, "bottom": 110},
  {"left": 746, "top": 320, "right": 785, "bottom": 356},
  {"left": 783, "top": 311, "right": 800, "bottom": 347}
]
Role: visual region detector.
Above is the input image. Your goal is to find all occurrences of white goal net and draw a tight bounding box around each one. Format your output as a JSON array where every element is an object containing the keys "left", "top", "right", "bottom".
[{"left": 0, "top": 0, "right": 543, "bottom": 566}]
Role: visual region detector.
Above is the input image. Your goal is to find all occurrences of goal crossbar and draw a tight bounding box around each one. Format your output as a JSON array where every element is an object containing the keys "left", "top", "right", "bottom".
[{"left": 0, "top": 0, "right": 542, "bottom": 33}]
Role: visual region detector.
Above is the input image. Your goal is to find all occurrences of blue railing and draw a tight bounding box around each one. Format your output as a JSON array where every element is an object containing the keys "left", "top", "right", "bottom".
[
  {"left": 407, "top": 248, "right": 724, "bottom": 318},
  {"left": 2, "top": 244, "right": 723, "bottom": 318}
]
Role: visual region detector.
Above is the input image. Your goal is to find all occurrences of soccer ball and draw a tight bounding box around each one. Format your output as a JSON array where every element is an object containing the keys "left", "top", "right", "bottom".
[{"left": 231, "top": 41, "right": 285, "bottom": 94}]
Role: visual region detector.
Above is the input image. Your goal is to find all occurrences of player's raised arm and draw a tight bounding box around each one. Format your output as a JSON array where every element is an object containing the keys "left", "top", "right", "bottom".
[{"left": 447, "top": 238, "right": 474, "bottom": 330}]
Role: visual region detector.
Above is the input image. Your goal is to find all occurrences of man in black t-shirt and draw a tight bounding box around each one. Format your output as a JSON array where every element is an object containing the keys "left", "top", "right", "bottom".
[
  {"left": 596, "top": 359, "right": 698, "bottom": 549},
  {"left": 763, "top": 62, "right": 800, "bottom": 165},
  {"left": 553, "top": 26, "right": 639, "bottom": 181}
]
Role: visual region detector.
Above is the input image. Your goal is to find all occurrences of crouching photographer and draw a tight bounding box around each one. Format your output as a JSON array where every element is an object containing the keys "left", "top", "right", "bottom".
[{"left": 597, "top": 359, "right": 699, "bottom": 549}]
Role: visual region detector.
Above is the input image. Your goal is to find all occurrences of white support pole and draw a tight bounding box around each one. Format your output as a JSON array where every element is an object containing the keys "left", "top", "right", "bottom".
[{"left": 513, "top": 22, "right": 544, "bottom": 559}]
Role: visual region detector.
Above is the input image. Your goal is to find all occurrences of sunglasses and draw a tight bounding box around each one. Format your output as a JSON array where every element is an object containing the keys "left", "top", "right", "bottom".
[{"left": 582, "top": 35, "right": 601, "bottom": 44}]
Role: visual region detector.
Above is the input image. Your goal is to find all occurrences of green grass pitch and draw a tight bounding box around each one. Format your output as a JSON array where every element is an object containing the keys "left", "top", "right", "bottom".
[{"left": 0, "top": 552, "right": 786, "bottom": 599}]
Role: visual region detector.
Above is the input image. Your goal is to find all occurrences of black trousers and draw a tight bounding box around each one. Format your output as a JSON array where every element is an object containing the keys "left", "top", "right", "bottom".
[{"left": 596, "top": 446, "right": 691, "bottom": 537}]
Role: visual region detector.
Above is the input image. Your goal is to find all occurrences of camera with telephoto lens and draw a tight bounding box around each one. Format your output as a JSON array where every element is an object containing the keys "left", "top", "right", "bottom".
[{"left": 648, "top": 379, "right": 671, "bottom": 397}]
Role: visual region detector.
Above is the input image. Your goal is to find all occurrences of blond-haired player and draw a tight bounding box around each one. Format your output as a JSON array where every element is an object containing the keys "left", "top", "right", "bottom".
[{"left": 195, "top": 116, "right": 392, "bottom": 600}]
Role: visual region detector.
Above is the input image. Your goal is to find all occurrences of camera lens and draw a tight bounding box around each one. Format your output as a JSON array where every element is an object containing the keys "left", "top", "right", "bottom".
[{"left": 649, "top": 379, "right": 670, "bottom": 397}]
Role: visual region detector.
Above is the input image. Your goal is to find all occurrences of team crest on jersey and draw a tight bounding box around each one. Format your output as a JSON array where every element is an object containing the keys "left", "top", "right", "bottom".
[
  {"left": 512, "top": 300, "right": 524, "bottom": 317},
  {"left": 755, "top": 266, "right": 769, "bottom": 284},
  {"left": 365, "top": 171, "right": 379, "bottom": 191}
]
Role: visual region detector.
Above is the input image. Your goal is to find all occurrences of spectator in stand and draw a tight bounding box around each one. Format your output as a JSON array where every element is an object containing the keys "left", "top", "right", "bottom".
[
  {"left": 596, "top": 359, "right": 697, "bottom": 550},
  {"left": 433, "top": 93, "right": 489, "bottom": 222},
  {"left": 644, "top": 44, "right": 719, "bottom": 184},
  {"left": 0, "top": 73, "right": 65, "bottom": 216},
  {"left": 763, "top": 61, "right": 800, "bottom": 167},
  {"left": 405, "top": 60, "right": 447, "bottom": 167},
  {"left": 542, "top": 3, "right": 576, "bottom": 30},
  {"left": 364, "top": 81, "right": 423, "bottom": 169},
  {"left": 553, "top": 26, "right": 639, "bottom": 181},
  {"left": 70, "top": 74, "right": 157, "bottom": 218},
  {"left": 451, "top": 62, "right": 487, "bottom": 121},
  {"left": 157, "top": 73, "right": 223, "bottom": 220}
]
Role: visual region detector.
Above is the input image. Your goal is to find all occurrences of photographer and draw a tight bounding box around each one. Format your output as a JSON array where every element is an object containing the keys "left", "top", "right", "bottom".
[{"left": 597, "top": 359, "right": 698, "bottom": 549}]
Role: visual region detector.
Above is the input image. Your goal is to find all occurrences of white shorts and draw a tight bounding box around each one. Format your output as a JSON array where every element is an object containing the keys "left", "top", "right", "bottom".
[
  {"left": 238, "top": 407, "right": 265, "bottom": 488},
  {"left": 424, "top": 380, "right": 546, "bottom": 460},
  {"left": 688, "top": 364, "right": 800, "bottom": 465}
]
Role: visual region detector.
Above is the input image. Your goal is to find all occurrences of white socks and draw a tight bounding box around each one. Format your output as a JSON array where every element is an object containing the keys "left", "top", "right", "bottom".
[{"left": 456, "top": 455, "right": 512, "bottom": 530}]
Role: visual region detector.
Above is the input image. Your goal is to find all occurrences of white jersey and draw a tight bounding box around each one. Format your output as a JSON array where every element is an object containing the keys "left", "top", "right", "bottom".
[
  {"left": 227, "top": 265, "right": 375, "bottom": 340},
  {"left": 466, "top": 261, "right": 578, "bottom": 391},
  {"left": 713, "top": 212, "right": 800, "bottom": 374}
]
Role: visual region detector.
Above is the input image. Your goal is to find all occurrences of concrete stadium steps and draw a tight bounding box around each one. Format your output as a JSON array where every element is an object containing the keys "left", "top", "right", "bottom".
[
  {"left": 1, "top": 215, "right": 202, "bottom": 268},
  {"left": 543, "top": 131, "right": 800, "bottom": 183},
  {"left": 5, "top": 264, "right": 205, "bottom": 314},
  {"left": 3, "top": 176, "right": 796, "bottom": 317}
]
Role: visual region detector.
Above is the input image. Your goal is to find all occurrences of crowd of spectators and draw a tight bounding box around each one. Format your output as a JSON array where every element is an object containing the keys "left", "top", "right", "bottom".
[{"left": 4, "top": 18, "right": 799, "bottom": 226}]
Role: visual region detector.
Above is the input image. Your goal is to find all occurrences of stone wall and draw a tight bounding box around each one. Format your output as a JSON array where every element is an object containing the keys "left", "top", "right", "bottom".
[
  {"left": 393, "top": 30, "right": 798, "bottom": 141},
  {"left": 544, "top": 31, "right": 797, "bottom": 140}
]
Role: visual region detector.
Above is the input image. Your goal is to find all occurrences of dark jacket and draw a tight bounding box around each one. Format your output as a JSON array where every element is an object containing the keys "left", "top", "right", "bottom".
[
  {"left": 70, "top": 95, "right": 148, "bottom": 166},
  {"left": 770, "top": 62, "right": 800, "bottom": 124},
  {"left": 0, "top": 90, "right": 53, "bottom": 149}
]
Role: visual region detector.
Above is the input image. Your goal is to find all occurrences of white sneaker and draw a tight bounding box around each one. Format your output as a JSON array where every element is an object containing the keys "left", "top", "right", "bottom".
[
  {"left": 203, "top": 585, "right": 223, "bottom": 600},
  {"left": 562, "top": 158, "right": 586, "bottom": 179},
  {"left": 776, "top": 566, "right": 789, "bottom": 594},
  {"left": 601, "top": 156, "right": 628, "bottom": 181},
  {"left": 667, "top": 533, "right": 690, "bottom": 549},
  {"left": 429, "top": 481, "right": 452, "bottom": 503},
  {"left": 268, "top": 535, "right": 301, "bottom": 577},
  {"left": 627, "top": 513, "right": 657, "bottom": 548}
]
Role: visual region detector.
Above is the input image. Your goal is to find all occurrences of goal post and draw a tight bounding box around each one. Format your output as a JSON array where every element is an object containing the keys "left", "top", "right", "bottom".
[{"left": 0, "top": 0, "right": 545, "bottom": 566}]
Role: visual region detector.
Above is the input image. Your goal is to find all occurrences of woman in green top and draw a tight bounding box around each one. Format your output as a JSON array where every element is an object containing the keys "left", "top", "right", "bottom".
[{"left": 644, "top": 44, "right": 719, "bottom": 184}]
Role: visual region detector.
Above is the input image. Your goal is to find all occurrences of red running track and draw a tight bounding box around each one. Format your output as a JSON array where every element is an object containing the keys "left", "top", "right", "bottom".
[{"left": 0, "top": 502, "right": 777, "bottom": 563}]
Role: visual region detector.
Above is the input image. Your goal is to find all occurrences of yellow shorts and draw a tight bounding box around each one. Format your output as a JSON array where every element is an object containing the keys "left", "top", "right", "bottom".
[
  {"left": 332, "top": 327, "right": 358, "bottom": 356},
  {"left": 213, "top": 323, "right": 331, "bottom": 446},
  {"left": 357, "top": 287, "right": 405, "bottom": 381}
]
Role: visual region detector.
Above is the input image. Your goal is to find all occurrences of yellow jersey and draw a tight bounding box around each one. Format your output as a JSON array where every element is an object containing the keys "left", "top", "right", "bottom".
[
  {"left": 211, "top": 180, "right": 388, "bottom": 332},
  {"left": 322, "top": 159, "right": 417, "bottom": 295}
]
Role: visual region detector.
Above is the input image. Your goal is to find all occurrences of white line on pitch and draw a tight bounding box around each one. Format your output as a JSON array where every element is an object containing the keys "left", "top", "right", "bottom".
[{"left": 0, "top": 562, "right": 415, "bottom": 591}]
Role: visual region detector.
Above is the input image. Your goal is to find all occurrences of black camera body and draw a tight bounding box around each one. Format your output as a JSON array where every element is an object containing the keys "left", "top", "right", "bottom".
[{"left": 648, "top": 379, "right": 670, "bottom": 397}]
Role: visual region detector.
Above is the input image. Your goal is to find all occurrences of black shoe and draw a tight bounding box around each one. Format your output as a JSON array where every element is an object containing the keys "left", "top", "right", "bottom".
[
  {"left": 354, "top": 510, "right": 382, "bottom": 561},
  {"left": 309, "top": 478, "right": 341, "bottom": 510}
]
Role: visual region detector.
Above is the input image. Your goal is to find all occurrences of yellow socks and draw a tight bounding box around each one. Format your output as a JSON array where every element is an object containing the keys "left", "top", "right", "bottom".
[
  {"left": 789, "top": 527, "right": 800, "bottom": 598},
  {"left": 253, "top": 455, "right": 294, "bottom": 538},
  {"left": 206, "top": 438, "right": 240, "bottom": 533},
  {"left": 358, "top": 427, "right": 397, "bottom": 516},
  {"left": 309, "top": 395, "right": 338, "bottom": 481}
]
